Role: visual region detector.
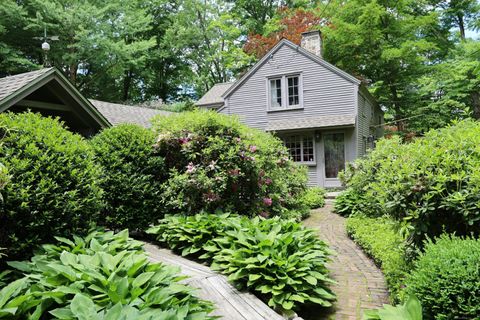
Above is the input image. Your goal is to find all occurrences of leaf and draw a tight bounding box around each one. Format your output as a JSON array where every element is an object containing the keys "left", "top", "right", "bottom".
[
  {"left": 132, "top": 272, "right": 155, "bottom": 288},
  {"left": 70, "top": 294, "right": 100, "bottom": 320},
  {"left": 0, "top": 278, "right": 28, "bottom": 308},
  {"left": 304, "top": 275, "right": 317, "bottom": 286}
]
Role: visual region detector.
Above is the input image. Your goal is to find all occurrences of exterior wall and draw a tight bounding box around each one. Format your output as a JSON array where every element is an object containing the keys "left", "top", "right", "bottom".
[
  {"left": 221, "top": 44, "right": 357, "bottom": 130},
  {"left": 356, "top": 89, "right": 384, "bottom": 157}
]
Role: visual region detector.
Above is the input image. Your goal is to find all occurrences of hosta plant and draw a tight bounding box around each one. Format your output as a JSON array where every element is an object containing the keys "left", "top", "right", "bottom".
[
  {"left": 148, "top": 214, "right": 335, "bottom": 315},
  {"left": 363, "top": 295, "right": 422, "bottom": 320},
  {"left": 0, "top": 230, "right": 214, "bottom": 319}
]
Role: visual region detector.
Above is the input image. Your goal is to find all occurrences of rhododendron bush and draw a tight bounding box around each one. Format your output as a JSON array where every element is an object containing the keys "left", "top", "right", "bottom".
[{"left": 152, "top": 110, "right": 308, "bottom": 218}]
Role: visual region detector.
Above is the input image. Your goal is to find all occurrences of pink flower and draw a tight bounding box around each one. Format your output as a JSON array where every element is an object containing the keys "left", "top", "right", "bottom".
[
  {"left": 186, "top": 162, "right": 196, "bottom": 174},
  {"left": 228, "top": 169, "right": 240, "bottom": 176},
  {"left": 249, "top": 145, "right": 257, "bottom": 153},
  {"left": 235, "top": 137, "right": 242, "bottom": 143},
  {"left": 265, "top": 178, "right": 272, "bottom": 185},
  {"left": 263, "top": 197, "right": 273, "bottom": 207},
  {"left": 178, "top": 137, "right": 191, "bottom": 145},
  {"left": 259, "top": 211, "right": 270, "bottom": 218},
  {"left": 259, "top": 170, "right": 265, "bottom": 177}
]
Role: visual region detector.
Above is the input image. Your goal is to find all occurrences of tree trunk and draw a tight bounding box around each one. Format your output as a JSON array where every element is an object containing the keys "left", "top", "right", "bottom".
[
  {"left": 69, "top": 63, "right": 78, "bottom": 85},
  {"left": 123, "top": 69, "right": 133, "bottom": 102},
  {"left": 471, "top": 90, "right": 480, "bottom": 120},
  {"left": 390, "top": 85, "right": 403, "bottom": 131},
  {"left": 457, "top": 13, "right": 466, "bottom": 40}
]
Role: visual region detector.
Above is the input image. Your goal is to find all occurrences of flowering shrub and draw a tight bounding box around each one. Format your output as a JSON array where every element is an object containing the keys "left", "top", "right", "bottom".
[
  {"left": 152, "top": 110, "right": 308, "bottom": 218},
  {"left": 337, "top": 120, "right": 480, "bottom": 248}
]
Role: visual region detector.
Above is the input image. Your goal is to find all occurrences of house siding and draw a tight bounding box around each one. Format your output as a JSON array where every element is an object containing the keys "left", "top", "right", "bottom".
[
  {"left": 356, "top": 90, "right": 382, "bottom": 157},
  {"left": 222, "top": 44, "right": 357, "bottom": 130}
]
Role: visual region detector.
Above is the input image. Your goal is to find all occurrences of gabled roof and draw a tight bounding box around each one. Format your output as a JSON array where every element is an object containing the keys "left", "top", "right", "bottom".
[
  {"left": 90, "top": 99, "right": 171, "bottom": 128},
  {"left": 196, "top": 82, "right": 234, "bottom": 107},
  {"left": 222, "top": 39, "right": 361, "bottom": 99},
  {"left": 267, "top": 115, "right": 356, "bottom": 131},
  {"left": 0, "top": 67, "right": 110, "bottom": 130}
]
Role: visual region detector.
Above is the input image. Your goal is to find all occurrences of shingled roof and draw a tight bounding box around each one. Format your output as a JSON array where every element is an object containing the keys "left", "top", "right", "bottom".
[
  {"left": 196, "top": 82, "right": 234, "bottom": 108},
  {"left": 89, "top": 100, "right": 171, "bottom": 128},
  {"left": 0, "top": 68, "right": 54, "bottom": 102},
  {"left": 266, "top": 115, "right": 356, "bottom": 131}
]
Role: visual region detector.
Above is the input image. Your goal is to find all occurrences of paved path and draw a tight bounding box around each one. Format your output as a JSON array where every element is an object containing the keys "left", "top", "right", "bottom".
[
  {"left": 303, "top": 203, "right": 389, "bottom": 320},
  {"left": 144, "top": 243, "right": 285, "bottom": 320}
]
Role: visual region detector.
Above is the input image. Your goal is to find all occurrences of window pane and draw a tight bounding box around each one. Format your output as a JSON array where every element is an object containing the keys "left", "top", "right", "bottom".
[
  {"left": 283, "top": 136, "right": 302, "bottom": 162},
  {"left": 324, "top": 133, "right": 345, "bottom": 178},
  {"left": 270, "top": 79, "right": 282, "bottom": 108},
  {"left": 287, "top": 76, "right": 299, "bottom": 106},
  {"left": 302, "top": 136, "right": 314, "bottom": 162}
]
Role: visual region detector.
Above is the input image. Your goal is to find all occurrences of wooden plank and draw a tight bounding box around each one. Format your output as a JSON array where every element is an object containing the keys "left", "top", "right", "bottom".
[{"left": 144, "top": 242, "right": 285, "bottom": 320}]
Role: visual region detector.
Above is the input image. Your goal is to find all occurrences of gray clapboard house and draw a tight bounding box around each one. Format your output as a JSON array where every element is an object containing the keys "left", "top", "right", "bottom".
[{"left": 197, "top": 31, "right": 383, "bottom": 187}]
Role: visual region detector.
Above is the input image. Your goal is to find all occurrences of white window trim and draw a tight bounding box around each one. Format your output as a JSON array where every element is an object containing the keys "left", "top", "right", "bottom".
[
  {"left": 266, "top": 73, "right": 304, "bottom": 111},
  {"left": 283, "top": 134, "right": 316, "bottom": 165}
]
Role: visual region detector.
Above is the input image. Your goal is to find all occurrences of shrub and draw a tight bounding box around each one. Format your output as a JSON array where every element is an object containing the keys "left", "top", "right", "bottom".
[
  {"left": 91, "top": 124, "right": 166, "bottom": 230},
  {"left": 346, "top": 215, "right": 410, "bottom": 300},
  {"left": 151, "top": 110, "right": 308, "bottom": 218},
  {"left": 300, "top": 187, "right": 326, "bottom": 210},
  {"left": 334, "top": 188, "right": 366, "bottom": 217},
  {"left": 147, "top": 214, "right": 335, "bottom": 316},
  {"left": 0, "top": 230, "right": 214, "bottom": 319},
  {"left": 0, "top": 112, "right": 104, "bottom": 260},
  {"left": 404, "top": 235, "right": 480, "bottom": 319},
  {"left": 339, "top": 120, "right": 480, "bottom": 247}
]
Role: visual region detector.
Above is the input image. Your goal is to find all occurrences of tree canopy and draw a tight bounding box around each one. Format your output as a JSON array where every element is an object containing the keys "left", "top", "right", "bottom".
[{"left": 0, "top": 0, "right": 479, "bottom": 132}]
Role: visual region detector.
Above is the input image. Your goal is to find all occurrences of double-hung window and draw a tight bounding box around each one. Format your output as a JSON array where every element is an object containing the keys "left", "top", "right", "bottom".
[
  {"left": 283, "top": 135, "right": 315, "bottom": 164},
  {"left": 268, "top": 74, "right": 302, "bottom": 110}
]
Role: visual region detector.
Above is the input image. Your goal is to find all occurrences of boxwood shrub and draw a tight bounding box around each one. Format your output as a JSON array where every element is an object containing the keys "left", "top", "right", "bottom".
[
  {"left": 0, "top": 230, "right": 214, "bottom": 319},
  {"left": 147, "top": 214, "right": 335, "bottom": 316},
  {"left": 404, "top": 235, "right": 480, "bottom": 319},
  {"left": 0, "top": 112, "right": 104, "bottom": 260},
  {"left": 346, "top": 215, "right": 410, "bottom": 301},
  {"left": 151, "top": 110, "right": 308, "bottom": 218},
  {"left": 338, "top": 120, "right": 480, "bottom": 247},
  {"left": 91, "top": 124, "right": 166, "bottom": 230}
]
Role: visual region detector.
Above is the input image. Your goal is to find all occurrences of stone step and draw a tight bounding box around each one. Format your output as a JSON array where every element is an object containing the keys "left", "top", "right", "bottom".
[{"left": 325, "top": 191, "right": 341, "bottom": 199}]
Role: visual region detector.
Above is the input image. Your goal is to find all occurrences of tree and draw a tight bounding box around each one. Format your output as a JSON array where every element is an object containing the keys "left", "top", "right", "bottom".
[
  {"left": 429, "top": 0, "right": 480, "bottom": 40},
  {"left": 244, "top": 8, "right": 324, "bottom": 58}
]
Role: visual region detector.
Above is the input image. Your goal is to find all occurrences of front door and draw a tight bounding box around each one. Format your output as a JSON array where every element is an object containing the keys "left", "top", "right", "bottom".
[{"left": 323, "top": 132, "right": 345, "bottom": 187}]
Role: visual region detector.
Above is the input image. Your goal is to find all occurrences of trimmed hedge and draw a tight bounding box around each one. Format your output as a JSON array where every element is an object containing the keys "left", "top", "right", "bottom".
[
  {"left": 147, "top": 214, "right": 335, "bottom": 315},
  {"left": 91, "top": 124, "right": 166, "bottom": 230},
  {"left": 151, "top": 110, "right": 309, "bottom": 218},
  {"left": 0, "top": 112, "right": 104, "bottom": 260},
  {"left": 405, "top": 235, "right": 480, "bottom": 319},
  {"left": 338, "top": 120, "right": 480, "bottom": 247},
  {"left": 0, "top": 230, "right": 215, "bottom": 319},
  {"left": 346, "top": 215, "right": 410, "bottom": 300}
]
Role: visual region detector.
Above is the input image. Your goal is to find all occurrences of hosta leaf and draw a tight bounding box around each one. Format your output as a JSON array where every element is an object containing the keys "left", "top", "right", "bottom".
[
  {"left": 70, "top": 294, "right": 100, "bottom": 320},
  {"left": 0, "top": 278, "right": 28, "bottom": 308},
  {"left": 132, "top": 272, "right": 155, "bottom": 288},
  {"left": 304, "top": 275, "right": 317, "bottom": 286}
]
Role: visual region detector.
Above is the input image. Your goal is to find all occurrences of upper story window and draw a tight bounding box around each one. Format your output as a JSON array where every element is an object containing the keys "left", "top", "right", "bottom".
[
  {"left": 283, "top": 135, "right": 315, "bottom": 164},
  {"left": 267, "top": 74, "right": 303, "bottom": 110}
]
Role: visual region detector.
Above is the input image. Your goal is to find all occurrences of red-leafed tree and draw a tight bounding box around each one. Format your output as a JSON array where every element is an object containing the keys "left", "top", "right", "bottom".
[{"left": 244, "top": 8, "right": 324, "bottom": 59}]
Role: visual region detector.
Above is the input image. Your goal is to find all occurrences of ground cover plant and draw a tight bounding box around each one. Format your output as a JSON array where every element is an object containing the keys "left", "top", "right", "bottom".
[
  {"left": 346, "top": 215, "right": 410, "bottom": 301},
  {"left": 151, "top": 110, "right": 309, "bottom": 219},
  {"left": 337, "top": 120, "right": 480, "bottom": 248},
  {"left": 91, "top": 124, "right": 166, "bottom": 230},
  {"left": 404, "top": 235, "right": 480, "bottom": 319},
  {"left": 300, "top": 187, "right": 326, "bottom": 210},
  {"left": 0, "top": 112, "right": 104, "bottom": 261},
  {"left": 147, "top": 214, "right": 335, "bottom": 316},
  {"left": 364, "top": 295, "right": 422, "bottom": 320},
  {"left": 0, "top": 229, "right": 214, "bottom": 319}
]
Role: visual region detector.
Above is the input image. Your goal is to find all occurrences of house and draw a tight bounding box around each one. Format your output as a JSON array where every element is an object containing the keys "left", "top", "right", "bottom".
[
  {"left": 0, "top": 67, "right": 170, "bottom": 135},
  {"left": 197, "top": 31, "right": 384, "bottom": 187}
]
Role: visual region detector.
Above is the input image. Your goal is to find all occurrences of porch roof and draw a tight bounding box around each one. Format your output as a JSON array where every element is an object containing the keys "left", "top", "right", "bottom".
[{"left": 266, "top": 114, "right": 356, "bottom": 132}]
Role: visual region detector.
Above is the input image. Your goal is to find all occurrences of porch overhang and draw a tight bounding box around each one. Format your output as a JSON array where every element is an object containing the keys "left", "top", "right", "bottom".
[{"left": 266, "top": 115, "right": 356, "bottom": 132}]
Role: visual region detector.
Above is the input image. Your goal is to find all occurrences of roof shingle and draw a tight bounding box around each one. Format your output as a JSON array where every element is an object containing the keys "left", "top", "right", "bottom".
[
  {"left": 266, "top": 115, "right": 356, "bottom": 131},
  {"left": 0, "top": 68, "right": 53, "bottom": 101},
  {"left": 89, "top": 99, "right": 171, "bottom": 128},
  {"left": 196, "top": 82, "right": 234, "bottom": 107}
]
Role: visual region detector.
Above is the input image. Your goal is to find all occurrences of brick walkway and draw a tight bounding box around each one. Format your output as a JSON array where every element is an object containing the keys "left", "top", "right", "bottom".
[{"left": 302, "top": 203, "right": 390, "bottom": 320}]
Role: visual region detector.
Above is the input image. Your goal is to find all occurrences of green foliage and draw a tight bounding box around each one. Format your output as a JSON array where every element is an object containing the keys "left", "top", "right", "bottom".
[
  {"left": 339, "top": 120, "right": 480, "bottom": 247},
  {"left": 147, "top": 214, "right": 335, "bottom": 315},
  {"left": 160, "top": 101, "right": 196, "bottom": 113},
  {"left": 299, "top": 187, "right": 326, "bottom": 211},
  {"left": 0, "top": 230, "right": 214, "bottom": 319},
  {"left": 404, "top": 235, "right": 480, "bottom": 320},
  {"left": 346, "top": 215, "right": 410, "bottom": 301},
  {"left": 334, "top": 188, "right": 366, "bottom": 217},
  {"left": 0, "top": 112, "right": 104, "bottom": 260},
  {"left": 363, "top": 295, "right": 422, "bottom": 320},
  {"left": 90, "top": 124, "right": 165, "bottom": 230},
  {"left": 152, "top": 110, "right": 308, "bottom": 218}
]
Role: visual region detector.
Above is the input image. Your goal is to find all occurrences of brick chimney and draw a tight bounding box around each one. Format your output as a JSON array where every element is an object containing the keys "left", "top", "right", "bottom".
[{"left": 300, "top": 30, "right": 322, "bottom": 58}]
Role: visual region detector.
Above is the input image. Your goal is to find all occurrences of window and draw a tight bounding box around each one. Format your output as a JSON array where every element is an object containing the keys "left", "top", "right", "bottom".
[
  {"left": 287, "top": 76, "right": 299, "bottom": 106},
  {"left": 267, "top": 74, "right": 302, "bottom": 110},
  {"left": 283, "top": 135, "right": 315, "bottom": 163},
  {"left": 270, "top": 78, "right": 282, "bottom": 108},
  {"left": 324, "top": 133, "right": 345, "bottom": 178}
]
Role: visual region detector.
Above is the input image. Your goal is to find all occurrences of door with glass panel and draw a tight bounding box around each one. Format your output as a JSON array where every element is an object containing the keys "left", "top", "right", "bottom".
[{"left": 323, "top": 133, "right": 345, "bottom": 181}]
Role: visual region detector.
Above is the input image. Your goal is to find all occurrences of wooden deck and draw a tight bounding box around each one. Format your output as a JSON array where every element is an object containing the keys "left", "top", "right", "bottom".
[{"left": 144, "top": 243, "right": 285, "bottom": 320}]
